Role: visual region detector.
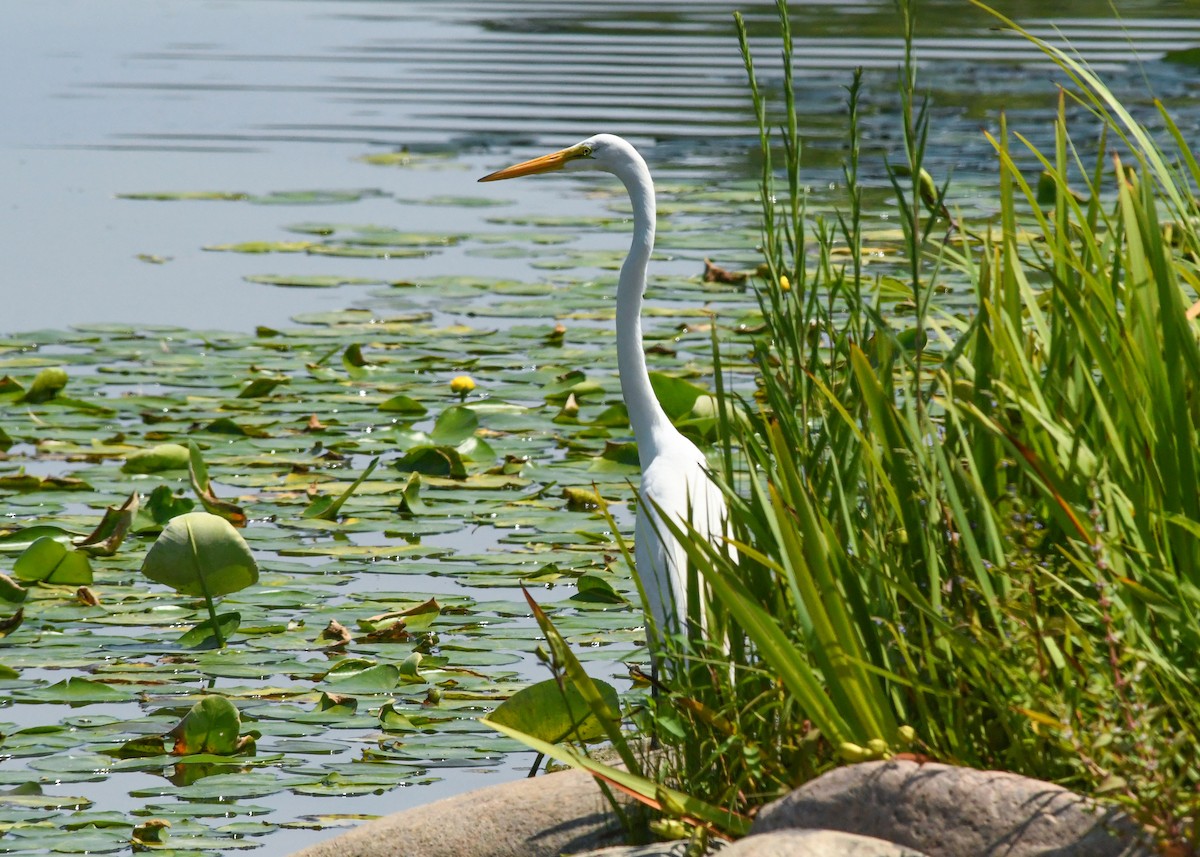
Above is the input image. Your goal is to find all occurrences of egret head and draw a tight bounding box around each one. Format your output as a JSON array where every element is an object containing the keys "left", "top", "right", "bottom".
[{"left": 478, "top": 134, "right": 632, "bottom": 182}]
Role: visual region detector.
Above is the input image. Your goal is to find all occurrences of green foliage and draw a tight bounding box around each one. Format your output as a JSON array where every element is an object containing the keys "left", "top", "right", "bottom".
[
  {"left": 167, "top": 696, "right": 255, "bottom": 756},
  {"left": 122, "top": 443, "right": 190, "bottom": 474},
  {"left": 482, "top": 588, "right": 752, "bottom": 839},
  {"left": 392, "top": 405, "right": 496, "bottom": 478},
  {"left": 134, "top": 485, "right": 196, "bottom": 533},
  {"left": 140, "top": 511, "right": 259, "bottom": 647},
  {"left": 13, "top": 537, "right": 93, "bottom": 586},
  {"left": 22, "top": 368, "right": 68, "bottom": 404},
  {"left": 488, "top": 677, "right": 621, "bottom": 744},
  {"left": 303, "top": 456, "right": 380, "bottom": 520},
  {"left": 641, "top": 1, "right": 1200, "bottom": 849},
  {"left": 141, "top": 513, "right": 258, "bottom": 599}
]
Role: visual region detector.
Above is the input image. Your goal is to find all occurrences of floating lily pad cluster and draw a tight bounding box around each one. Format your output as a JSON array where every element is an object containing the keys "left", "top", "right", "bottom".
[{"left": 0, "top": 157, "right": 788, "bottom": 854}]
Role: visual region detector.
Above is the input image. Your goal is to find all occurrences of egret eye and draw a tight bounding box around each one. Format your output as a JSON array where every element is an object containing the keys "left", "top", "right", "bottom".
[{"left": 582, "top": 146, "right": 593, "bottom": 157}]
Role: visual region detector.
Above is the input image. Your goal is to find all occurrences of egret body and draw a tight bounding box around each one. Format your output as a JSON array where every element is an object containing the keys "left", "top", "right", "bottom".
[{"left": 480, "top": 134, "right": 729, "bottom": 644}]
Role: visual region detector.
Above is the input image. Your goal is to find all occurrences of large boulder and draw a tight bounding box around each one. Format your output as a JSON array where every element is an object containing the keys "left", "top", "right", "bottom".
[
  {"left": 286, "top": 768, "right": 629, "bottom": 857},
  {"left": 573, "top": 829, "right": 927, "bottom": 856},
  {"left": 723, "top": 829, "right": 929, "bottom": 856},
  {"left": 752, "top": 760, "right": 1152, "bottom": 857},
  {"left": 569, "top": 846, "right": 691, "bottom": 857}
]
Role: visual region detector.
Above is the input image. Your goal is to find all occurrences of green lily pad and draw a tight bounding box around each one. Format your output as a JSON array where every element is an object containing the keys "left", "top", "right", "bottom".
[
  {"left": 570, "top": 573, "right": 628, "bottom": 605},
  {"left": 141, "top": 513, "right": 258, "bottom": 599},
  {"left": 22, "top": 367, "right": 69, "bottom": 403},
  {"left": 323, "top": 663, "right": 400, "bottom": 694},
  {"left": 178, "top": 612, "right": 243, "bottom": 649},
  {"left": 245, "top": 274, "right": 384, "bottom": 289},
  {"left": 0, "top": 783, "right": 92, "bottom": 810},
  {"left": 25, "top": 677, "right": 134, "bottom": 704},
  {"left": 122, "top": 443, "right": 190, "bottom": 474},
  {"left": 168, "top": 696, "right": 253, "bottom": 755},
  {"left": 395, "top": 446, "right": 468, "bottom": 478},
  {"left": 0, "top": 526, "right": 73, "bottom": 552},
  {"left": 487, "top": 677, "right": 620, "bottom": 744},
  {"left": 118, "top": 190, "right": 249, "bottom": 201},
  {"left": 13, "top": 538, "right": 93, "bottom": 586},
  {"left": 378, "top": 395, "right": 427, "bottom": 415}
]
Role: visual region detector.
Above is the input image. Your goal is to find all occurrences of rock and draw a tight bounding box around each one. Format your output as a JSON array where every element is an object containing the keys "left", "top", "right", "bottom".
[
  {"left": 286, "top": 768, "right": 630, "bottom": 857},
  {"left": 723, "top": 830, "right": 929, "bottom": 856},
  {"left": 571, "top": 829, "right": 924, "bottom": 856},
  {"left": 569, "top": 845, "right": 693, "bottom": 857},
  {"left": 752, "top": 760, "right": 1152, "bottom": 857}
]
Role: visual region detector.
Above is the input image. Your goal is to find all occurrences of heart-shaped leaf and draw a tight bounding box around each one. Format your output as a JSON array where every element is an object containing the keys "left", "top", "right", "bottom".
[
  {"left": 133, "top": 485, "right": 195, "bottom": 534},
  {"left": 178, "top": 612, "right": 243, "bottom": 649},
  {"left": 13, "top": 538, "right": 93, "bottom": 586},
  {"left": 379, "top": 395, "right": 427, "bottom": 416},
  {"left": 430, "top": 406, "right": 478, "bottom": 446},
  {"left": 394, "top": 446, "right": 467, "bottom": 478},
  {"left": 22, "top": 367, "right": 68, "bottom": 404},
  {"left": 140, "top": 512, "right": 258, "bottom": 598},
  {"left": 122, "top": 443, "right": 190, "bottom": 474},
  {"left": 168, "top": 696, "right": 249, "bottom": 756},
  {"left": 487, "top": 677, "right": 620, "bottom": 744}
]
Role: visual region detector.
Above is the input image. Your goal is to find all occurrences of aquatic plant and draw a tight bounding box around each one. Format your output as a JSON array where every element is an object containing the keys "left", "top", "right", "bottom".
[
  {"left": 637, "top": 1, "right": 1200, "bottom": 850},
  {"left": 140, "top": 510, "right": 258, "bottom": 648}
]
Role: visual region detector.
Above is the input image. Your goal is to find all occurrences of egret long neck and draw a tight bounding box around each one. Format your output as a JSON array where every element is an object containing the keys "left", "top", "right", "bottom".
[{"left": 614, "top": 155, "right": 674, "bottom": 455}]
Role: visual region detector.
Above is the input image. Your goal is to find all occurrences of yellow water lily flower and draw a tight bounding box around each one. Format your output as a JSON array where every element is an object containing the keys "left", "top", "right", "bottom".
[{"left": 450, "top": 375, "right": 476, "bottom": 399}]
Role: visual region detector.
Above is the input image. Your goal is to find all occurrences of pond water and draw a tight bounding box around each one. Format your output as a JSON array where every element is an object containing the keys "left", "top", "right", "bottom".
[
  {"left": 1, "top": 2, "right": 1198, "bottom": 856},
  {"left": 6, "top": 0, "right": 1199, "bottom": 334}
]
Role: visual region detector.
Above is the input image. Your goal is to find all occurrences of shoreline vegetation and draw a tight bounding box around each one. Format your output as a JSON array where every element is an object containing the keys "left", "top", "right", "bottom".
[{"left": 487, "top": 2, "right": 1200, "bottom": 853}]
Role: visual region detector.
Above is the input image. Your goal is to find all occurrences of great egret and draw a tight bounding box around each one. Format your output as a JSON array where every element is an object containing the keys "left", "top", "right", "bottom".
[{"left": 479, "top": 134, "right": 730, "bottom": 647}]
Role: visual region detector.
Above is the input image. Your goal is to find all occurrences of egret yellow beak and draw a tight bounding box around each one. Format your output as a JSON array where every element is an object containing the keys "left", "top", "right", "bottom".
[{"left": 478, "top": 144, "right": 588, "bottom": 182}]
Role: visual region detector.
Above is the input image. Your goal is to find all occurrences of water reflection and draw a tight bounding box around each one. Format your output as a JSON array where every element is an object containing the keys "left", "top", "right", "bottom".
[
  {"left": 3, "top": 0, "right": 1196, "bottom": 333},
  {"left": 86, "top": 2, "right": 1200, "bottom": 147}
]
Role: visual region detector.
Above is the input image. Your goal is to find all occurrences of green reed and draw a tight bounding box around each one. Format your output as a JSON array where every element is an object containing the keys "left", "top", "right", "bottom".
[{"left": 648, "top": 1, "right": 1200, "bottom": 849}]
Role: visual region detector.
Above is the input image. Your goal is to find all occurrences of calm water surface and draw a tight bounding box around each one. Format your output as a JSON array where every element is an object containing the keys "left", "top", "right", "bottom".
[
  {"left": 2, "top": 2, "right": 1198, "bottom": 855},
  {"left": 5, "top": 0, "right": 1198, "bottom": 334}
]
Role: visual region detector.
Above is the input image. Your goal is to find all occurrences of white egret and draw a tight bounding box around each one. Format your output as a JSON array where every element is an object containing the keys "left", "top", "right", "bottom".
[{"left": 479, "top": 134, "right": 731, "bottom": 647}]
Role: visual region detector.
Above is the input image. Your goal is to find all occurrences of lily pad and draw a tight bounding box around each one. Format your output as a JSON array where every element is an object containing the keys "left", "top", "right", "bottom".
[
  {"left": 122, "top": 443, "right": 190, "bottom": 474},
  {"left": 244, "top": 274, "right": 383, "bottom": 289},
  {"left": 13, "top": 538, "right": 93, "bottom": 586},
  {"left": 168, "top": 696, "right": 254, "bottom": 756},
  {"left": 487, "top": 677, "right": 620, "bottom": 744},
  {"left": 141, "top": 513, "right": 258, "bottom": 599}
]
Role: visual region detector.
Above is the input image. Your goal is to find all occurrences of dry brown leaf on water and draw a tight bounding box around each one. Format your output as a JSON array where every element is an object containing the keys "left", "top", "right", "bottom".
[
  {"left": 75, "top": 586, "right": 101, "bottom": 606},
  {"left": 0, "top": 609, "right": 23, "bottom": 638},
  {"left": 359, "top": 623, "right": 411, "bottom": 644},
  {"left": 316, "top": 619, "right": 353, "bottom": 648},
  {"left": 702, "top": 257, "right": 748, "bottom": 284}
]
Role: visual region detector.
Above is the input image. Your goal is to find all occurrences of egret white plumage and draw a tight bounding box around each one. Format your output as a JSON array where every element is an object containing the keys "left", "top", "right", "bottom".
[{"left": 479, "top": 134, "right": 731, "bottom": 648}]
